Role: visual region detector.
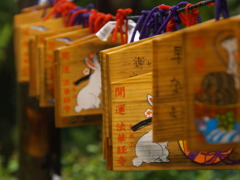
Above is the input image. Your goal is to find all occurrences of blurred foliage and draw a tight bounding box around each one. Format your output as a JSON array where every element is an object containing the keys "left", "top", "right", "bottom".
[
  {"left": 0, "top": 0, "right": 15, "bottom": 66},
  {"left": 1, "top": 0, "right": 240, "bottom": 179},
  {"left": 0, "top": 0, "right": 16, "bottom": 179},
  {"left": 0, "top": 153, "right": 18, "bottom": 180}
]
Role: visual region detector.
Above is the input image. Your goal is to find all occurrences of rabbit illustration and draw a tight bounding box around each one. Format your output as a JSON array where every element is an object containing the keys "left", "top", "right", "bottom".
[
  {"left": 133, "top": 130, "right": 169, "bottom": 167},
  {"left": 132, "top": 95, "right": 169, "bottom": 167},
  {"left": 221, "top": 37, "right": 239, "bottom": 89},
  {"left": 75, "top": 54, "right": 101, "bottom": 113}
]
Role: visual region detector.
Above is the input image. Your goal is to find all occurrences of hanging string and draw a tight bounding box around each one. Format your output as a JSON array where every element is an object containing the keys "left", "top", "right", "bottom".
[
  {"left": 139, "top": 6, "right": 159, "bottom": 40},
  {"left": 185, "top": 3, "right": 199, "bottom": 27},
  {"left": 215, "top": 0, "right": 229, "bottom": 21},
  {"left": 176, "top": 0, "right": 214, "bottom": 12},
  {"left": 146, "top": 8, "right": 169, "bottom": 36},
  {"left": 156, "top": 2, "right": 191, "bottom": 34},
  {"left": 89, "top": 10, "right": 114, "bottom": 34},
  {"left": 112, "top": 8, "right": 133, "bottom": 44},
  {"left": 130, "top": 2, "right": 194, "bottom": 42},
  {"left": 127, "top": 0, "right": 215, "bottom": 21},
  {"left": 89, "top": 9, "right": 99, "bottom": 33},
  {"left": 130, "top": 6, "right": 171, "bottom": 43},
  {"left": 133, "top": 1, "right": 197, "bottom": 41},
  {"left": 42, "top": 0, "right": 66, "bottom": 20},
  {"left": 130, "top": 10, "right": 150, "bottom": 43},
  {"left": 66, "top": 3, "right": 94, "bottom": 27},
  {"left": 94, "top": 13, "right": 114, "bottom": 33},
  {"left": 42, "top": 0, "right": 78, "bottom": 26},
  {"left": 67, "top": 9, "right": 89, "bottom": 27},
  {"left": 162, "top": 3, "right": 188, "bottom": 33}
]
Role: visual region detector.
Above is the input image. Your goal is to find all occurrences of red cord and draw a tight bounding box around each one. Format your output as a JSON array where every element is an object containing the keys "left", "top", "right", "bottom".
[
  {"left": 208, "top": 2, "right": 214, "bottom": 7},
  {"left": 89, "top": 9, "right": 99, "bottom": 33},
  {"left": 158, "top": 5, "right": 171, "bottom": 10},
  {"left": 159, "top": 3, "right": 200, "bottom": 32},
  {"left": 112, "top": 8, "right": 132, "bottom": 44},
  {"left": 42, "top": 0, "right": 78, "bottom": 26},
  {"left": 89, "top": 10, "right": 114, "bottom": 34},
  {"left": 94, "top": 13, "right": 105, "bottom": 32},
  {"left": 67, "top": 9, "right": 88, "bottom": 27},
  {"left": 185, "top": 3, "right": 200, "bottom": 27}
]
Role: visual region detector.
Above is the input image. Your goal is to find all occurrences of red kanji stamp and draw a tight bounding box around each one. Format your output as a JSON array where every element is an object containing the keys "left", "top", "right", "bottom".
[
  {"left": 115, "top": 87, "right": 125, "bottom": 98},
  {"left": 62, "top": 65, "right": 70, "bottom": 74},
  {"left": 116, "top": 122, "right": 126, "bottom": 131},
  {"left": 117, "top": 146, "right": 127, "bottom": 154},
  {"left": 117, "top": 134, "right": 126, "bottom": 143},
  {"left": 117, "top": 156, "right": 127, "bottom": 166},
  {"left": 61, "top": 52, "right": 70, "bottom": 60},
  {"left": 115, "top": 104, "right": 126, "bottom": 115}
]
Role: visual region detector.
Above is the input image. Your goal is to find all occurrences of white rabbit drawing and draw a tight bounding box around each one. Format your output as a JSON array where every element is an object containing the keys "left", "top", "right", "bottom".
[
  {"left": 221, "top": 37, "right": 239, "bottom": 89},
  {"left": 75, "top": 54, "right": 101, "bottom": 113},
  {"left": 132, "top": 95, "right": 170, "bottom": 167}
]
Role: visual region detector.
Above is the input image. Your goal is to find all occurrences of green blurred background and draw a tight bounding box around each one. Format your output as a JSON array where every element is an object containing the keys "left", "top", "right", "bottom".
[{"left": 1, "top": 0, "right": 240, "bottom": 179}]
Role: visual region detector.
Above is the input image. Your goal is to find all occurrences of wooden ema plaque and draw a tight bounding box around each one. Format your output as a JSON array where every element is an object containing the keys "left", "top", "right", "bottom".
[
  {"left": 21, "top": 4, "right": 46, "bottom": 13},
  {"left": 111, "top": 72, "right": 240, "bottom": 171},
  {"left": 54, "top": 36, "right": 119, "bottom": 127},
  {"left": 100, "top": 39, "right": 148, "bottom": 168},
  {"left": 29, "top": 25, "right": 82, "bottom": 97},
  {"left": 152, "top": 20, "right": 218, "bottom": 143},
  {"left": 185, "top": 17, "right": 240, "bottom": 151},
  {"left": 14, "top": 8, "right": 52, "bottom": 27},
  {"left": 102, "top": 38, "right": 154, "bottom": 169},
  {"left": 39, "top": 28, "right": 89, "bottom": 107},
  {"left": 68, "top": 34, "right": 96, "bottom": 45},
  {"left": 103, "top": 35, "right": 171, "bottom": 169},
  {"left": 152, "top": 30, "right": 186, "bottom": 142},
  {"left": 29, "top": 38, "right": 37, "bottom": 96},
  {"left": 153, "top": 16, "right": 240, "bottom": 151},
  {"left": 102, "top": 34, "right": 172, "bottom": 169},
  {"left": 14, "top": 18, "right": 65, "bottom": 83}
]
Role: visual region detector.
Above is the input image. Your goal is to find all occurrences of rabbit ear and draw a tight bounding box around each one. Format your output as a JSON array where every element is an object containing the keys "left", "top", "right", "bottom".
[
  {"left": 85, "top": 58, "right": 96, "bottom": 70},
  {"left": 147, "top": 94, "right": 153, "bottom": 106},
  {"left": 93, "top": 53, "right": 98, "bottom": 60},
  {"left": 221, "top": 37, "right": 236, "bottom": 50},
  {"left": 92, "top": 54, "right": 100, "bottom": 65}
]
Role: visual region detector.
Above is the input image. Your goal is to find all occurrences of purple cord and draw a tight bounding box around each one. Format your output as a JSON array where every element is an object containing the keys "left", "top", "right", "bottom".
[
  {"left": 68, "top": 7, "right": 83, "bottom": 25},
  {"left": 146, "top": 13, "right": 156, "bottom": 36},
  {"left": 85, "top": 3, "right": 94, "bottom": 10},
  {"left": 35, "top": 0, "right": 39, "bottom": 5},
  {"left": 156, "top": 1, "right": 190, "bottom": 35},
  {"left": 139, "top": 6, "right": 159, "bottom": 39},
  {"left": 153, "top": 12, "right": 160, "bottom": 33},
  {"left": 130, "top": 1, "right": 204, "bottom": 42},
  {"left": 136, "top": 6, "right": 170, "bottom": 41},
  {"left": 173, "top": 15, "right": 181, "bottom": 30},
  {"left": 147, "top": 11, "right": 165, "bottom": 37},
  {"left": 130, "top": 10, "right": 149, "bottom": 43},
  {"left": 215, "top": 0, "right": 229, "bottom": 21},
  {"left": 155, "top": 9, "right": 168, "bottom": 33},
  {"left": 68, "top": 4, "right": 93, "bottom": 27},
  {"left": 73, "top": 12, "right": 90, "bottom": 27},
  {"left": 198, "top": 15, "right": 202, "bottom": 23},
  {"left": 48, "top": 0, "right": 55, "bottom": 6}
]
